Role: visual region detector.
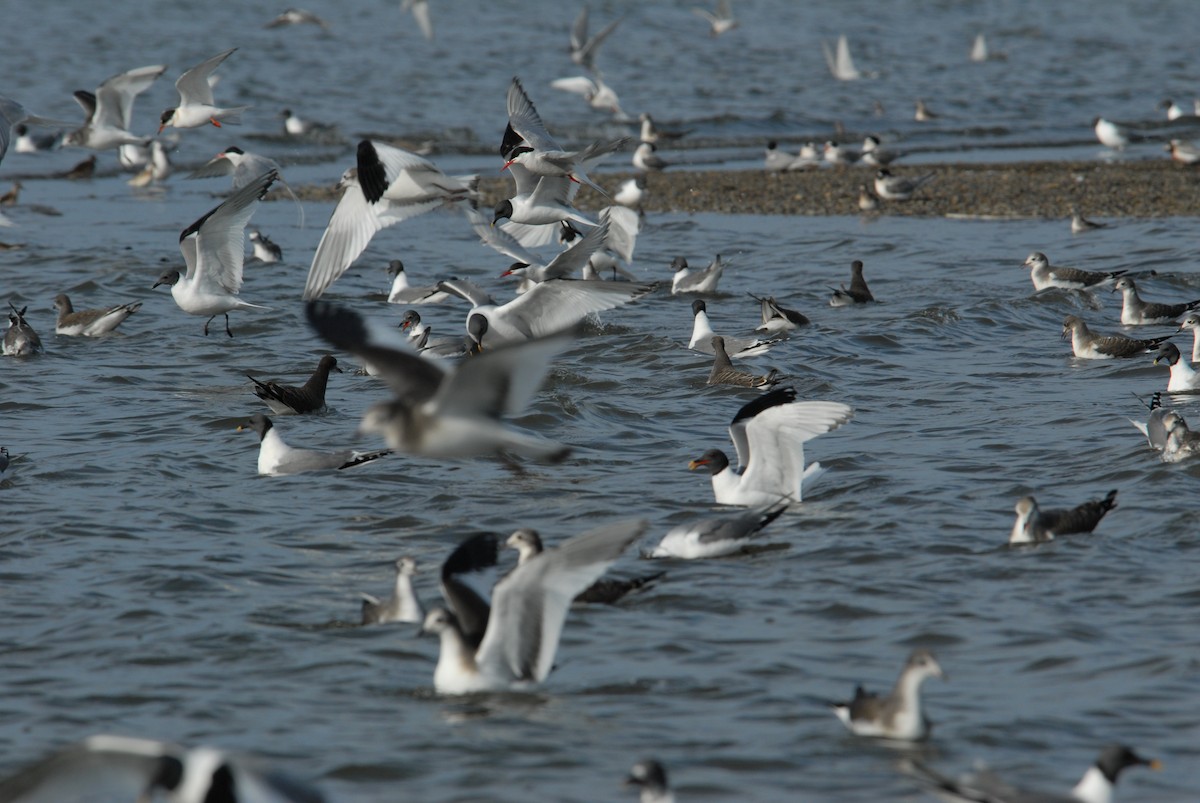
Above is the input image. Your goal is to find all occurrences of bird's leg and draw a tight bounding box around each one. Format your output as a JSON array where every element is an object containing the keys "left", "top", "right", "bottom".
[
  {"left": 204, "top": 315, "right": 215, "bottom": 336},
  {"left": 210, "top": 118, "right": 223, "bottom": 128},
  {"left": 224, "top": 313, "right": 233, "bottom": 338}
]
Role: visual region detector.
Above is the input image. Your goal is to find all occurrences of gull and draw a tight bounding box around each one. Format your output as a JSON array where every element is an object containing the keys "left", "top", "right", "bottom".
[
  {"left": 671, "top": 254, "right": 724, "bottom": 295},
  {"left": 1130, "top": 392, "right": 1170, "bottom": 450},
  {"left": 823, "top": 35, "right": 862, "bottom": 81},
  {"left": 1161, "top": 98, "right": 1187, "bottom": 121},
  {"left": 302, "top": 140, "right": 475, "bottom": 300},
  {"left": 914, "top": 99, "right": 938, "bottom": 121},
  {"left": 632, "top": 141, "right": 669, "bottom": 172},
  {"left": 0, "top": 733, "right": 327, "bottom": 803},
  {"left": 1113, "top": 276, "right": 1200, "bottom": 325},
  {"left": 62, "top": 64, "right": 166, "bottom": 151},
  {"left": 708, "top": 336, "right": 781, "bottom": 388},
  {"left": 421, "top": 520, "right": 646, "bottom": 693},
  {"left": 626, "top": 760, "right": 675, "bottom": 803},
  {"left": 970, "top": 33, "right": 989, "bottom": 62},
  {"left": 402, "top": 0, "right": 434, "bottom": 40},
  {"left": 788, "top": 141, "right": 822, "bottom": 170},
  {"left": 52, "top": 294, "right": 141, "bottom": 336},
  {"left": 280, "top": 108, "right": 330, "bottom": 137},
  {"left": 238, "top": 414, "right": 390, "bottom": 476},
  {"left": 249, "top": 230, "right": 282, "bottom": 263},
  {"left": 750, "top": 293, "right": 809, "bottom": 333},
  {"left": 1061, "top": 315, "right": 1171, "bottom": 359},
  {"left": 858, "top": 185, "right": 880, "bottom": 211},
  {"left": 570, "top": 5, "right": 622, "bottom": 70},
  {"left": 503, "top": 78, "right": 627, "bottom": 195},
  {"left": 1010, "top": 490, "right": 1118, "bottom": 545},
  {"left": 764, "top": 141, "right": 795, "bottom": 172},
  {"left": 438, "top": 274, "right": 654, "bottom": 349},
  {"left": 1153, "top": 342, "right": 1200, "bottom": 392},
  {"left": 1023, "top": 252, "right": 1127, "bottom": 292},
  {"left": 906, "top": 744, "right": 1160, "bottom": 803},
  {"left": 873, "top": 168, "right": 933, "bottom": 201},
  {"left": 550, "top": 74, "right": 627, "bottom": 119},
  {"left": 159, "top": 49, "right": 249, "bottom": 132},
  {"left": 1167, "top": 139, "right": 1200, "bottom": 164},
  {"left": 264, "top": 8, "right": 331, "bottom": 29},
  {"left": 1162, "top": 410, "right": 1200, "bottom": 462},
  {"left": 305, "top": 300, "right": 574, "bottom": 460},
  {"left": 1178, "top": 312, "right": 1200, "bottom": 362},
  {"left": 507, "top": 528, "right": 664, "bottom": 605},
  {"left": 829, "top": 259, "right": 874, "bottom": 306},
  {"left": 3, "top": 303, "right": 42, "bottom": 356},
  {"left": 1, "top": 96, "right": 72, "bottom": 166},
  {"left": 1071, "top": 207, "right": 1108, "bottom": 233},
  {"left": 386, "top": 260, "right": 452, "bottom": 305},
  {"left": 360, "top": 557, "right": 423, "bottom": 624},
  {"left": 153, "top": 169, "right": 276, "bottom": 337},
  {"left": 639, "top": 113, "right": 690, "bottom": 145},
  {"left": 649, "top": 501, "right": 788, "bottom": 559},
  {"left": 614, "top": 174, "right": 647, "bottom": 208},
  {"left": 689, "top": 387, "right": 854, "bottom": 506},
  {"left": 1093, "top": 116, "right": 1129, "bottom": 149},
  {"left": 831, "top": 649, "right": 944, "bottom": 740},
  {"left": 399, "top": 310, "right": 468, "bottom": 356},
  {"left": 14, "top": 123, "right": 61, "bottom": 153},
  {"left": 689, "top": 300, "right": 775, "bottom": 358},
  {"left": 248, "top": 354, "right": 341, "bottom": 415},
  {"left": 693, "top": 0, "right": 737, "bottom": 36}
]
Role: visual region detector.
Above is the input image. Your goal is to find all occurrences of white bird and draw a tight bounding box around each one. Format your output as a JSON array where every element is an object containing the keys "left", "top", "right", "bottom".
[
  {"left": 187, "top": 145, "right": 284, "bottom": 190},
  {"left": 831, "top": 649, "right": 944, "bottom": 740},
  {"left": 500, "top": 219, "right": 610, "bottom": 287},
  {"left": 421, "top": 520, "right": 646, "bottom": 693},
  {"left": 650, "top": 502, "right": 788, "bottom": 559},
  {"left": 492, "top": 162, "right": 597, "bottom": 229},
  {"left": 586, "top": 205, "right": 642, "bottom": 281},
  {"left": 550, "top": 74, "right": 627, "bottom": 119},
  {"left": 823, "top": 35, "right": 863, "bottom": 81},
  {"left": 1152, "top": 342, "right": 1200, "bottom": 392},
  {"left": 1113, "top": 276, "right": 1200, "bottom": 325},
  {"left": 1, "top": 96, "right": 71, "bottom": 166},
  {"left": 860, "top": 135, "right": 898, "bottom": 166},
  {"left": 1162, "top": 98, "right": 1188, "bottom": 121},
  {"left": 249, "top": 230, "right": 282, "bottom": 263},
  {"left": 1130, "top": 392, "right": 1171, "bottom": 450},
  {"left": 503, "top": 77, "right": 626, "bottom": 195},
  {"left": 0, "top": 733, "right": 327, "bottom": 803},
  {"left": 1167, "top": 139, "right": 1200, "bottom": 164},
  {"left": 614, "top": 174, "right": 647, "bottom": 208},
  {"left": 1061, "top": 315, "right": 1171, "bottom": 360},
  {"left": 3, "top": 303, "right": 42, "bottom": 356},
  {"left": 632, "top": 141, "right": 669, "bottom": 172},
  {"left": 671, "top": 254, "right": 724, "bottom": 295},
  {"left": 52, "top": 294, "right": 141, "bottom": 336},
  {"left": 692, "top": 0, "right": 738, "bottom": 36},
  {"left": 264, "top": 7, "right": 331, "bottom": 29},
  {"left": 238, "top": 414, "right": 390, "bottom": 476},
  {"left": 1010, "top": 490, "right": 1118, "bottom": 545},
  {"left": 62, "top": 64, "right": 166, "bottom": 151},
  {"left": 1093, "top": 116, "right": 1129, "bottom": 149},
  {"left": 1162, "top": 410, "right": 1200, "bottom": 462},
  {"left": 764, "top": 141, "right": 795, "bottom": 172},
  {"left": 873, "top": 168, "right": 933, "bottom": 201},
  {"left": 302, "top": 140, "right": 475, "bottom": 300},
  {"left": 159, "top": 49, "right": 249, "bottom": 132},
  {"left": 1178, "top": 312, "right": 1200, "bottom": 362},
  {"left": 152, "top": 170, "right": 276, "bottom": 337},
  {"left": 402, "top": 0, "right": 434, "bottom": 40},
  {"left": 1071, "top": 207, "right": 1107, "bottom": 233},
  {"left": 13, "top": 122, "right": 61, "bottom": 153},
  {"left": 305, "top": 300, "right": 575, "bottom": 461},
  {"left": 1023, "top": 251, "right": 1126, "bottom": 292},
  {"left": 689, "top": 387, "right": 854, "bottom": 506},
  {"left": 360, "top": 557, "right": 423, "bottom": 624},
  {"left": 906, "top": 744, "right": 1160, "bottom": 803},
  {"left": 126, "top": 140, "right": 172, "bottom": 187},
  {"left": 385, "top": 259, "right": 452, "bottom": 305},
  {"left": 823, "top": 140, "right": 859, "bottom": 166},
  {"left": 570, "top": 5, "right": 622, "bottom": 70},
  {"left": 688, "top": 299, "right": 775, "bottom": 358},
  {"left": 438, "top": 273, "right": 654, "bottom": 349},
  {"left": 970, "top": 33, "right": 989, "bottom": 62},
  {"left": 626, "top": 760, "right": 675, "bottom": 803}
]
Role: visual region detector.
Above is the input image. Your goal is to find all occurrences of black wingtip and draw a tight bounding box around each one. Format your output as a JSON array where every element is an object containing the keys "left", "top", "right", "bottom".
[
  {"left": 356, "top": 140, "right": 386, "bottom": 204},
  {"left": 305, "top": 300, "right": 368, "bottom": 353},
  {"left": 441, "top": 533, "right": 499, "bottom": 580},
  {"left": 731, "top": 386, "right": 797, "bottom": 427}
]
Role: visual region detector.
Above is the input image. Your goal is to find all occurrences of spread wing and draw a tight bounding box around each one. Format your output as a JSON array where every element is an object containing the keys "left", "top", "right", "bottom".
[
  {"left": 176, "top": 48, "right": 236, "bottom": 106},
  {"left": 95, "top": 64, "right": 165, "bottom": 130},
  {"left": 180, "top": 169, "right": 276, "bottom": 294},
  {"left": 494, "top": 277, "right": 654, "bottom": 339},
  {"left": 507, "top": 77, "right": 560, "bottom": 153}
]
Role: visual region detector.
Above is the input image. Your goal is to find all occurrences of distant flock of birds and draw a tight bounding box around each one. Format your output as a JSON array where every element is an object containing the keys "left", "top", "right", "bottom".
[{"left": 0, "top": 3, "right": 1179, "bottom": 802}]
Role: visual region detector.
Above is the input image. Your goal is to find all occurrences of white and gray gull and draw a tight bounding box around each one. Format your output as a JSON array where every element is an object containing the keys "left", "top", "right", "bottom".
[
  {"left": 1024, "top": 252, "right": 1127, "bottom": 292},
  {"left": 62, "top": 64, "right": 165, "bottom": 152},
  {"left": 650, "top": 501, "right": 789, "bottom": 559},
  {"left": 53, "top": 293, "right": 141, "bottom": 336},
  {"left": 1112, "top": 276, "right": 1200, "bottom": 325},
  {"left": 689, "top": 387, "right": 853, "bottom": 506},
  {"left": 1009, "top": 490, "right": 1118, "bottom": 545},
  {"left": 1061, "top": 315, "right": 1171, "bottom": 360},
  {"left": 238, "top": 414, "right": 390, "bottom": 476},
  {"left": 671, "top": 254, "right": 724, "bottom": 295},
  {"left": 750, "top": 293, "right": 809, "bottom": 333},
  {"left": 0, "top": 733, "right": 328, "bottom": 803},
  {"left": 360, "top": 557, "right": 423, "bottom": 625},
  {"left": 421, "top": 521, "right": 646, "bottom": 693},
  {"left": 1129, "top": 392, "right": 1170, "bottom": 450},
  {"left": 3, "top": 303, "right": 42, "bottom": 356},
  {"left": 832, "top": 648, "right": 945, "bottom": 740},
  {"left": 507, "top": 528, "right": 664, "bottom": 605},
  {"left": 906, "top": 743, "right": 1160, "bottom": 803},
  {"left": 689, "top": 299, "right": 776, "bottom": 358}
]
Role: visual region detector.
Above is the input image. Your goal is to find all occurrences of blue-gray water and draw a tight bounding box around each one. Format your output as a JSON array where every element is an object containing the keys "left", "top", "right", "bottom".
[{"left": 1, "top": 1, "right": 1199, "bottom": 801}]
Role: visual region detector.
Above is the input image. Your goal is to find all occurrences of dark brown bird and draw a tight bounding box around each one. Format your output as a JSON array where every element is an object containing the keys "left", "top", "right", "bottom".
[
  {"left": 248, "top": 354, "right": 341, "bottom": 414},
  {"left": 829, "top": 260, "right": 874, "bottom": 305}
]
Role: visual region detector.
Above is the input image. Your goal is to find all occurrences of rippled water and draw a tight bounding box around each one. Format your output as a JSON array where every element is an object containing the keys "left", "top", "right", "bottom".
[{"left": 2, "top": 1, "right": 1199, "bottom": 801}]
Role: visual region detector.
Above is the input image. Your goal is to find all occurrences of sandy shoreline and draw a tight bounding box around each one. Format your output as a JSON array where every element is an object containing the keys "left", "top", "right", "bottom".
[{"left": 285, "top": 160, "right": 1200, "bottom": 219}]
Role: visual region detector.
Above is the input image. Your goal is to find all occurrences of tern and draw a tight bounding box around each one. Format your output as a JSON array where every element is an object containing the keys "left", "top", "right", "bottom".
[
  {"left": 159, "top": 49, "right": 248, "bottom": 132},
  {"left": 62, "top": 64, "right": 166, "bottom": 151},
  {"left": 570, "top": 6, "right": 622, "bottom": 71},
  {"left": 693, "top": 0, "right": 738, "bottom": 36},
  {"left": 873, "top": 168, "right": 934, "bottom": 201}
]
